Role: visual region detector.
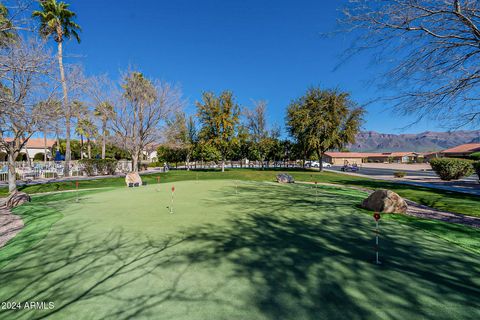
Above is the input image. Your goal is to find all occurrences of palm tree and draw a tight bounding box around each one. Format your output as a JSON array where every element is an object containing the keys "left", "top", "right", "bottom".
[
  {"left": 94, "top": 101, "right": 114, "bottom": 159},
  {"left": 76, "top": 118, "right": 97, "bottom": 159},
  {"left": 72, "top": 100, "right": 87, "bottom": 159},
  {"left": 33, "top": 0, "right": 81, "bottom": 176}
]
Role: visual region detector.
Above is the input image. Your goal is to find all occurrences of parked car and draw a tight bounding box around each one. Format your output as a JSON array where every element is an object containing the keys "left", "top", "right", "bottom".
[
  {"left": 341, "top": 164, "right": 359, "bottom": 172},
  {"left": 309, "top": 161, "right": 332, "bottom": 168},
  {"left": 305, "top": 161, "right": 332, "bottom": 168}
]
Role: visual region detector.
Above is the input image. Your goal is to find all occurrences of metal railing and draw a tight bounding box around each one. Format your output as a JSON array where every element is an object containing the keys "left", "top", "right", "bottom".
[{"left": 0, "top": 159, "right": 148, "bottom": 183}]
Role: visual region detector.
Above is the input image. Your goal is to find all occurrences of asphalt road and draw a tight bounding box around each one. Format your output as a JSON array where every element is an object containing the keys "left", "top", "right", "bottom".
[{"left": 329, "top": 166, "right": 478, "bottom": 182}]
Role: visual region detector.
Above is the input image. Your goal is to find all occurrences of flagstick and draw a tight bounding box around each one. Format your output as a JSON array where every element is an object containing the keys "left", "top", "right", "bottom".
[
  {"left": 170, "top": 185, "right": 175, "bottom": 214},
  {"left": 376, "top": 220, "right": 380, "bottom": 264},
  {"left": 373, "top": 213, "right": 381, "bottom": 265},
  {"left": 75, "top": 181, "right": 79, "bottom": 203}
]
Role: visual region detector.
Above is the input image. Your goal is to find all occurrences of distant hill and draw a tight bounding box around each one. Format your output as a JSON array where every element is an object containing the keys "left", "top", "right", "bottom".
[{"left": 348, "top": 130, "right": 480, "bottom": 152}]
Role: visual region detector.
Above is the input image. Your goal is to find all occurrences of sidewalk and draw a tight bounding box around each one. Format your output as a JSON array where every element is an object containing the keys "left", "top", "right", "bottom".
[{"left": 325, "top": 169, "right": 480, "bottom": 196}]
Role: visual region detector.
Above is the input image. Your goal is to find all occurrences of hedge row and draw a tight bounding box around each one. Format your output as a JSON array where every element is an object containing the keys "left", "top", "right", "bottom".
[{"left": 78, "top": 159, "right": 118, "bottom": 176}]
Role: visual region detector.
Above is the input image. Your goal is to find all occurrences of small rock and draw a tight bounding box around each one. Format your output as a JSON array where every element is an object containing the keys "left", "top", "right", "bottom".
[
  {"left": 361, "top": 189, "right": 407, "bottom": 213},
  {"left": 5, "top": 191, "right": 31, "bottom": 209},
  {"left": 125, "top": 172, "right": 143, "bottom": 187},
  {"left": 276, "top": 173, "right": 295, "bottom": 184}
]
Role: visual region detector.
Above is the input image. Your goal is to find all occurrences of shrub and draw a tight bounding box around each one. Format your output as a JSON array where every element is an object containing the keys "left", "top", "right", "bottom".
[
  {"left": 393, "top": 171, "right": 406, "bottom": 178},
  {"left": 33, "top": 153, "right": 45, "bottom": 161},
  {"left": 429, "top": 158, "right": 474, "bottom": 181},
  {"left": 103, "top": 159, "right": 118, "bottom": 175},
  {"left": 470, "top": 152, "right": 480, "bottom": 161},
  {"left": 473, "top": 161, "right": 480, "bottom": 182},
  {"left": 148, "top": 161, "right": 162, "bottom": 168},
  {"left": 79, "top": 159, "right": 96, "bottom": 176},
  {"left": 79, "top": 159, "right": 118, "bottom": 176}
]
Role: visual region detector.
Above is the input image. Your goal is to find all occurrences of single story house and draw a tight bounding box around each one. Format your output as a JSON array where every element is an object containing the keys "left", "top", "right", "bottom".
[
  {"left": 322, "top": 152, "right": 369, "bottom": 165},
  {"left": 364, "top": 152, "right": 423, "bottom": 163},
  {"left": 440, "top": 143, "right": 480, "bottom": 158},
  {"left": 323, "top": 151, "right": 425, "bottom": 165},
  {"left": 0, "top": 138, "right": 56, "bottom": 161}
]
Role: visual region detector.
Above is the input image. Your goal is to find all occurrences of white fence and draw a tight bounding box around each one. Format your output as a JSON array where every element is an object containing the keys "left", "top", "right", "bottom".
[{"left": 0, "top": 160, "right": 138, "bottom": 183}]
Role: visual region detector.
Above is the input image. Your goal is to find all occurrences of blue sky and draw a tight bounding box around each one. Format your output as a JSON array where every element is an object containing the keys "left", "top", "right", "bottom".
[{"left": 58, "top": 0, "right": 444, "bottom": 134}]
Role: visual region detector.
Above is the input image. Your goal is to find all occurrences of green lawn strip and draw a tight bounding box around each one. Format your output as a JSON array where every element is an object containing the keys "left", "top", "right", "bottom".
[
  {"left": 382, "top": 214, "right": 480, "bottom": 255},
  {"left": 1, "top": 168, "right": 479, "bottom": 216}
]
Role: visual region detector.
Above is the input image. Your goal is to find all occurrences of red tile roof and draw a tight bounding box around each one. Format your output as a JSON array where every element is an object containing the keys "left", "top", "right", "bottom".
[
  {"left": 3, "top": 138, "right": 56, "bottom": 149},
  {"left": 324, "top": 152, "right": 372, "bottom": 158},
  {"left": 441, "top": 143, "right": 480, "bottom": 154},
  {"left": 324, "top": 151, "right": 416, "bottom": 158}
]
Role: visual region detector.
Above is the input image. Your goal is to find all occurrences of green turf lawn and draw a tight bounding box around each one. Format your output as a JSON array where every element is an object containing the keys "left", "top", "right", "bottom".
[
  {"left": 0, "top": 180, "right": 479, "bottom": 319},
  {"left": 2, "top": 168, "right": 479, "bottom": 217}
]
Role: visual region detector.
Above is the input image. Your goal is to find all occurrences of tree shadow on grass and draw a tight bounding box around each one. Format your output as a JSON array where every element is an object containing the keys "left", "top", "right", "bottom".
[
  {"left": 180, "top": 182, "right": 480, "bottom": 320},
  {"left": 0, "top": 221, "right": 226, "bottom": 320},
  {"left": 0, "top": 182, "right": 479, "bottom": 320}
]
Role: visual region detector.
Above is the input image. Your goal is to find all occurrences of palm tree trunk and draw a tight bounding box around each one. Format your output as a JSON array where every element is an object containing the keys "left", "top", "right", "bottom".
[
  {"left": 102, "top": 119, "right": 106, "bottom": 159},
  {"left": 80, "top": 134, "right": 84, "bottom": 160},
  {"left": 87, "top": 138, "right": 91, "bottom": 159},
  {"left": 58, "top": 41, "right": 71, "bottom": 176},
  {"left": 55, "top": 125, "right": 60, "bottom": 152}
]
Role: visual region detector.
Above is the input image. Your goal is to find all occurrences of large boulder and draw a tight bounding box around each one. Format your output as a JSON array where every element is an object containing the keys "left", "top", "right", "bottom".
[
  {"left": 5, "top": 191, "right": 31, "bottom": 209},
  {"left": 276, "top": 173, "right": 295, "bottom": 184},
  {"left": 125, "top": 172, "right": 142, "bottom": 187},
  {"left": 361, "top": 189, "right": 407, "bottom": 213}
]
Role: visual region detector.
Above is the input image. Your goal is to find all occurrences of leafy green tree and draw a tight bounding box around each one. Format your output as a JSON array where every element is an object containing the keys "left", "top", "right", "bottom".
[
  {"left": 33, "top": 0, "right": 81, "bottom": 176},
  {"left": 196, "top": 91, "right": 240, "bottom": 172},
  {"left": 194, "top": 141, "right": 221, "bottom": 166},
  {"left": 286, "top": 88, "right": 364, "bottom": 171},
  {"left": 156, "top": 145, "right": 185, "bottom": 167},
  {"left": 230, "top": 125, "right": 253, "bottom": 167}
]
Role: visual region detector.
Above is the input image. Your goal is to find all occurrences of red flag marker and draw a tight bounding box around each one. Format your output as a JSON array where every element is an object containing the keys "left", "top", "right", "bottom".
[{"left": 172, "top": 185, "right": 175, "bottom": 192}]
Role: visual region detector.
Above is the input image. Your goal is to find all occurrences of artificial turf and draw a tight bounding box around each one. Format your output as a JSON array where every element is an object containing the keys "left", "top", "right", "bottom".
[
  {"left": 1, "top": 168, "right": 480, "bottom": 217},
  {"left": 0, "top": 180, "right": 479, "bottom": 319}
]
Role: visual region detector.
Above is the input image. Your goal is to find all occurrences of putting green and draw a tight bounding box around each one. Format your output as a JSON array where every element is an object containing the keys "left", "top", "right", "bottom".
[{"left": 0, "top": 180, "right": 479, "bottom": 320}]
